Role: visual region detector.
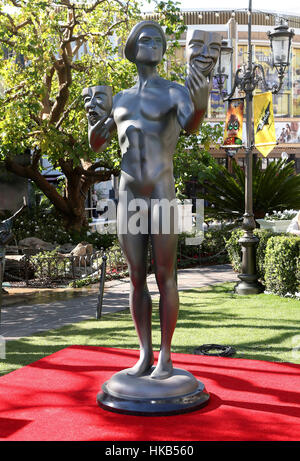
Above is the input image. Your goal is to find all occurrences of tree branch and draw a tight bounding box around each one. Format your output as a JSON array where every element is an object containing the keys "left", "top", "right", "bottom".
[
  {"left": 55, "top": 96, "right": 80, "bottom": 130},
  {"left": 0, "top": 11, "right": 16, "bottom": 30},
  {"left": 41, "top": 66, "right": 55, "bottom": 119},
  {"left": 49, "top": 53, "right": 72, "bottom": 124},
  {"left": 84, "top": 0, "right": 107, "bottom": 13}
]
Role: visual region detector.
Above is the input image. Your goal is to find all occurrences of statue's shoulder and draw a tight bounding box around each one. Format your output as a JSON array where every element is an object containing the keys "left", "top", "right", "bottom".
[
  {"left": 113, "top": 87, "right": 136, "bottom": 105},
  {"left": 168, "top": 80, "right": 188, "bottom": 92},
  {"left": 167, "top": 80, "right": 190, "bottom": 104},
  {"left": 113, "top": 90, "right": 124, "bottom": 103}
]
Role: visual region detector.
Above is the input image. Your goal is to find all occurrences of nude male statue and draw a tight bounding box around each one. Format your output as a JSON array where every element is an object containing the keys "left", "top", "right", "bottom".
[{"left": 83, "top": 21, "right": 220, "bottom": 380}]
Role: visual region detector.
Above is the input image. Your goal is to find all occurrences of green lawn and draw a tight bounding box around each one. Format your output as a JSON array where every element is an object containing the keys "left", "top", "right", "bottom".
[{"left": 1, "top": 282, "right": 300, "bottom": 376}]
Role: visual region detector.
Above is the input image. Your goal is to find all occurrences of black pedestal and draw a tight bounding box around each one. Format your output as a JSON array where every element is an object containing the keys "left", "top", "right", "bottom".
[{"left": 97, "top": 367, "right": 210, "bottom": 416}]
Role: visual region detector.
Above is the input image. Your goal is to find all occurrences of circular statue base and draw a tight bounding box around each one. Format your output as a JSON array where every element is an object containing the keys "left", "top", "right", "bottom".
[{"left": 97, "top": 367, "right": 210, "bottom": 416}]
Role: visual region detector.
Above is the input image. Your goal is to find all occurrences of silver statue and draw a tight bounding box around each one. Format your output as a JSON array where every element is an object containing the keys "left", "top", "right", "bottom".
[{"left": 83, "top": 21, "right": 221, "bottom": 414}]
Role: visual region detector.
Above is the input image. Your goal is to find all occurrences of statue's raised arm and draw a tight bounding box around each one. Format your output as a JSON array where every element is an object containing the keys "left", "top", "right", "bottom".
[{"left": 184, "top": 30, "right": 222, "bottom": 133}]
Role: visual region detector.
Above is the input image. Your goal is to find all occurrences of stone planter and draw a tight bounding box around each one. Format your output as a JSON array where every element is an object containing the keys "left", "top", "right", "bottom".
[{"left": 256, "top": 219, "right": 292, "bottom": 233}]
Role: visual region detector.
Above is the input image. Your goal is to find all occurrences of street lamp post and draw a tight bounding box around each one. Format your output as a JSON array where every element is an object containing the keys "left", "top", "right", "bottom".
[{"left": 215, "top": 0, "right": 294, "bottom": 294}]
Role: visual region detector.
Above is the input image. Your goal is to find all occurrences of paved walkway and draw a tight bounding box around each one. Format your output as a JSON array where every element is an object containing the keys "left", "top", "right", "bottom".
[{"left": 0, "top": 265, "right": 238, "bottom": 340}]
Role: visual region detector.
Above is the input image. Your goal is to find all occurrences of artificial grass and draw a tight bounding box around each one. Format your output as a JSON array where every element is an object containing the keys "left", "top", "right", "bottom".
[{"left": 1, "top": 282, "right": 300, "bottom": 376}]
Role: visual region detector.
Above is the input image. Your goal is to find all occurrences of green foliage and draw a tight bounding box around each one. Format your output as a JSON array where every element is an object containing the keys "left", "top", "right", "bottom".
[
  {"left": 201, "top": 158, "right": 300, "bottom": 220},
  {"left": 201, "top": 227, "right": 232, "bottom": 256},
  {"left": 176, "top": 227, "right": 232, "bottom": 267},
  {"left": 11, "top": 206, "right": 117, "bottom": 249},
  {"left": 31, "top": 248, "right": 67, "bottom": 280},
  {"left": 0, "top": 0, "right": 188, "bottom": 227},
  {"left": 264, "top": 236, "right": 300, "bottom": 296},
  {"left": 12, "top": 207, "right": 72, "bottom": 244},
  {"left": 225, "top": 227, "right": 279, "bottom": 276},
  {"left": 0, "top": 0, "right": 186, "bottom": 164},
  {"left": 224, "top": 228, "right": 244, "bottom": 272},
  {"left": 69, "top": 266, "right": 129, "bottom": 288},
  {"left": 225, "top": 228, "right": 300, "bottom": 296},
  {"left": 256, "top": 229, "right": 276, "bottom": 280},
  {"left": 173, "top": 123, "right": 224, "bottom": 199},
  {"left": 0, "top": 0, "right": 139, "bottom": 160}
]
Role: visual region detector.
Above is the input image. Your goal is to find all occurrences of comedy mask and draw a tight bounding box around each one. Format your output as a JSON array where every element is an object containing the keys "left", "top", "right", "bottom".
[{"left": 186, "top": 30, "right": 222, "bottom": 77}]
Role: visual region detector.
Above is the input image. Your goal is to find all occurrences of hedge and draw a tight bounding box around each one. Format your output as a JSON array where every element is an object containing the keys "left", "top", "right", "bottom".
[
  {"left": 264, "top": 236, "right": 300, "bottom": 296},
  {"left": 225, "top": 228, "right": 300, "bottom": 296}
]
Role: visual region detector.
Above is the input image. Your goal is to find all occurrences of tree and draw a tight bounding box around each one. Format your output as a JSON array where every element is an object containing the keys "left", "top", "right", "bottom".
[
  {"left": 200, "top": 157, "right": 300, "bottom": 221},
  {"left": 173, "top": 122, "right": 224, "bottom": 200},
  {"left": 0, "top": 0, "right": 185, "bottom": 231}
]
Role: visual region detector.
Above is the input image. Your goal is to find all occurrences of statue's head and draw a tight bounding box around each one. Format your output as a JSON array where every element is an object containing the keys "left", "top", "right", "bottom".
[
  {"left": 82, "top": 85, "right": 113, "bottom": 125},
  {"left": 125, "top": 20, "right": 166, "bottom": 66},
  {"left": 186, "top": 30, "right": 222, "bottom": 76}
]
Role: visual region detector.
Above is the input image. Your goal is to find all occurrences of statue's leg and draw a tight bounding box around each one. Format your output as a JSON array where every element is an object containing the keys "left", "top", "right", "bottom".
[
  {"left": 150, "top": 231, "right": 179, "bottom": 380},
  {"left": 118, "top": 191, "right": 153, "bottom": 377}
]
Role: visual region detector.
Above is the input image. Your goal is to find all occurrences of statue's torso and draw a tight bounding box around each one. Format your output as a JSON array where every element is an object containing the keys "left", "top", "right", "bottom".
[{"left": 113, "top": 78, "right": 183, "bottom": 197}]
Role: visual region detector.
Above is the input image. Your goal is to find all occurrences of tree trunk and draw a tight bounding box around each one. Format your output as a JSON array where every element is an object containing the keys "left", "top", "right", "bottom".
[
  {"left": 4, "top": 157, "right": 89, "bottom": 232},
  {"left": 4, "top": 154, "right": 118, "bottom": 233}
]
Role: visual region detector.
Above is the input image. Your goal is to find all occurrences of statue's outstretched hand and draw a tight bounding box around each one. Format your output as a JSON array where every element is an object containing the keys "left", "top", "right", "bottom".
[{"left": 186, "top": 61, "right": 211, "bottom": 112}]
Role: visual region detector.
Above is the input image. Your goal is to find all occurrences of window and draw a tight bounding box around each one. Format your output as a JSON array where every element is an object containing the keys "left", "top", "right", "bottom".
[
  {"left": 292, "top": 48, "right": 300, "bottom": 117},
  {"left": 237, "top": 44, "right": 249, "bottom": 68},
  {"left": 254, "top": 45, "right": 292, "bottom": 117},
  {"left": 210, "top": 78, "right": 227, "bottom": 118},
  {"left": 236, "top": 44, "right": 295, "bottom": 117}
]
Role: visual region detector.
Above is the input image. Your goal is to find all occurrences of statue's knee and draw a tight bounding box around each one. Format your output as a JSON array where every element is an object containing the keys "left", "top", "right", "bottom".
[
  {"left": 156, "top": 267, "right": 174, "bottom": 288},
  {"left": 130, "top": 268, "right": 147, "bottom": 289}
]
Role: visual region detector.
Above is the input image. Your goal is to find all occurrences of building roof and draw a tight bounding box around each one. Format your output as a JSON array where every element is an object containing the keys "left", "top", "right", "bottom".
[{"left": 145, "top": 9, "right": 300, "bottom": 28}]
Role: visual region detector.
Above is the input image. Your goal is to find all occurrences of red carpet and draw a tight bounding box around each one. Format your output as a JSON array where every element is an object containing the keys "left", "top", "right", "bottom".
[{"left": 0, "top": 346, "right": 300, "bottom": 441}]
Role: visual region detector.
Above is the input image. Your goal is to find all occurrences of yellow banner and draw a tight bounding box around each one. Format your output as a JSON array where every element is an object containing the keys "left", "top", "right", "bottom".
[{"left": 253, "top": 92, "right": 276, "bottom": 157}]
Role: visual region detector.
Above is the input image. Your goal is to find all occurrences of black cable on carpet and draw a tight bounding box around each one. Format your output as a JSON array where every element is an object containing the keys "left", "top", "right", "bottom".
[{"left": 194, "top": 344, "right": 236, "bottom": 357}]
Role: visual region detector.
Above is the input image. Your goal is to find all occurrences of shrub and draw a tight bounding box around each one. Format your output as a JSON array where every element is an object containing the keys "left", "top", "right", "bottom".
[
  {"left": 172, "top": 228, "right": 232, "bottom": 268},
  {"left": 225, "top": 228, "right": 281, "bottom": 279},
  {"left": 11, "top": 207, "right": 117, "bottom": 250},
  {"left": 264, "top": 236, "right": 300, "bottom": 296},
  {"left": 201, "top": 227, "right": 232, "bottom": 255},
  {"left": 31, "top": 248, "right": 68, "bottom": 281},
  {"left": 13, "top": 208, "right": 70, "bottom": 245},
  {"left": 224, "top": 228, "right": 243, "bottom": 272},
  {"left": 255, "top": 229, "right": 277, "bottom": 282}
]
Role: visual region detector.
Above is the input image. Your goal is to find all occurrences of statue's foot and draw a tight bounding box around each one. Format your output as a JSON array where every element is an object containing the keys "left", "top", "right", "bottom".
[
  {"left": 150, "top": 358, "right": 173, "bottom": 380},
  {"left": 126, "top": 352, "right": 154, "bottom": 378}
]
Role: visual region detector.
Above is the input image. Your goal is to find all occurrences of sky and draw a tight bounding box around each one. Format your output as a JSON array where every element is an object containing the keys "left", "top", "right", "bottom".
[{"left": 142, "top": 0, "right": 300, "bottom": 15}]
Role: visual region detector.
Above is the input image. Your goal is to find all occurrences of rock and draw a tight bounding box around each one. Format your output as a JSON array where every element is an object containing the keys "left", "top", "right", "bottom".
[
  {"left": 18, "top": 237, "right": 56, "bottom": 252},
  {"left": 70, "top": 242, "right": 93, "bottom": 256},
  {"left": 59, "top": 243, "right": 75, "bottom": 254},
  {"left": 69, "top": 242, "right": 93, "bottom": 266}
]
